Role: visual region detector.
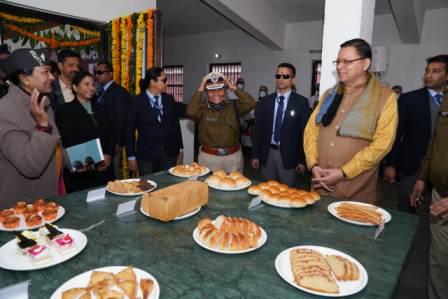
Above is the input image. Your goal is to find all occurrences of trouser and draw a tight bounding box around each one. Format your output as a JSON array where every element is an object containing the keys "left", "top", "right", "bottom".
[
  {"left": 113, "top": 146, "right": 123, "bottom": 179},
  {"left": 138, "top": 154, "right": 177, "bottom": 176},
  {"left": 261, "top": 148, "right": 297, "bottom": 187},
  {"left": 398, "top": 172, "right": 419, "bottom": 213},
  {"left": 198, "top": 148, "right": 243, "bottom": 173},
  {"left": 428, "top": 188, "right": 448, "bottom": 299}
]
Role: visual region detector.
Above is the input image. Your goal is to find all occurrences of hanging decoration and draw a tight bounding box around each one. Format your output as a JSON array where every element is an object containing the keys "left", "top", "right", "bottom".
[{"left": 135, "top": 12, "right": 145, "bottom": 94}]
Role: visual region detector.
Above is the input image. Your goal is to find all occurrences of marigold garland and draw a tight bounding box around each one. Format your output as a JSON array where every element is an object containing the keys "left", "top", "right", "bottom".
[
  {"left": 135, "top": 12, "right": 145, "bottom": 94},
  {"left": 71, "top": 25, "right": 100, "bottom": 37},
  {"left": 111, "top": 19, "right": 121, "bottom": 83},
  {"left": 0, "top": 12, "right": 42, "bottom": 23},
  {"left": 146, "top": 9, "right": 154, "bottom": 69}
]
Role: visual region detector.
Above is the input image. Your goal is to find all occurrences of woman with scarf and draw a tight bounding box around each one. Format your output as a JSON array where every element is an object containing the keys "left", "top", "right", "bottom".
[{"left": 304, "top": 38, "right": 398, "bottom": 203}]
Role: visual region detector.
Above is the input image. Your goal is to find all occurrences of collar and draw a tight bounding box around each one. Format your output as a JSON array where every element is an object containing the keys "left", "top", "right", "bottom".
[
  {"left": 102, "top": 80, "right": 114, "bottom": 91},
  {"left": 146, "top": 90, "right": 161, "bottom": 101},
  {"left": 59, "top": 77, "right": 71, "bottom": 90},
  {"left": 277, "top": 89, "right": 292, "bottom": 100},
  {"left": 427, "top": 88, "right": 443, "bottom": 98}
]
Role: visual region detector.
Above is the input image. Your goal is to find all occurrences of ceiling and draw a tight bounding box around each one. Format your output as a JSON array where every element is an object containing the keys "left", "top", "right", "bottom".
[{"left": 158, "top": 0, "right": 448, "bottom": 37}]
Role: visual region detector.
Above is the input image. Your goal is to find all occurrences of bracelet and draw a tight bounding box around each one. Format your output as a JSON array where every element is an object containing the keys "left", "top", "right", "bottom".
[{"left": 35, "top": 124, "right": 53, "bottom": 134}]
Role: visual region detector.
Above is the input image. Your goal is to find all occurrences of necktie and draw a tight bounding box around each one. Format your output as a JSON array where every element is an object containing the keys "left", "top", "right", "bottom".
[
  {"left": 153, "top": 95, "right": 163, "bottom": 122},
  {"left": 97, "top": 88, "right": 105, "bottom": 105},
  {"left": 273, "top": 95, "right": 285, "bottom": 144},
  {"left": 433, "top": 93, "right": 443, "bottom": 106}
]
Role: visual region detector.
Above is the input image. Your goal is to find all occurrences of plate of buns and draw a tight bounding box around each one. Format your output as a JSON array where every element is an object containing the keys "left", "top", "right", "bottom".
[
  {"left": 50, "top": 266, "right": 159, "bottom": 299},
  {"left": 205, "top": 170, "right": 251, "bottom": 191},
  {"left": 0, "top": 199, "right": 65, "bottom": 231},
  {"left": 169, "top": 162, "right": 210, "bottom": 178},
  {"left": 328, "top": 201, "right": 391, "bottom": 226},
  {"left": 275, "top": 245, "right": 368, "bottom": 297},
  {"left": 193, "top": 215, "right": 267, "bottom": 254},
  {"left": 107, "top": 179, "right": 157, "bottom": 196},
  {"left": 248, "top": 180, "right": 320, "bottom": 208},
  {"left": 0, "top": 226, "right": 87, "bottom": 271}
]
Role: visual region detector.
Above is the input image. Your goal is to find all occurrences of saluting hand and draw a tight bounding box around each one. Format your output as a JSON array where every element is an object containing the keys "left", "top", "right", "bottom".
[
  {"left": 225, "top": 77, "right": 237, "bottom": 91},
  {"left": 197, "top": 75, "right": 209, "bottom": 92},
  {"left": 29, "top": 89, "right": 49, "bottom": 127}
]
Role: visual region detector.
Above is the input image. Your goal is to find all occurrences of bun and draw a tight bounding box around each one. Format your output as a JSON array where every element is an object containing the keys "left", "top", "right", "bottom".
[
  {"left": 235, "top": 176, "right": 249, "bottom": 186},
  {"left": 205, "top": 170, "right": 251, "bottom": 190},
  {"left": 228, "top": 171, "right": 243, "bottom": 179},
  {"left": 248, "top": 185, "right": 261, "bottom": 195},
  {"left": 205, "top": 175, "right": 221, "bottom": 187},
  {"left": 219, "top": 178, "right": 236, "bottom": 189},
  {"left": 213, "top": 169, "right": 227, "bottom": 178}
]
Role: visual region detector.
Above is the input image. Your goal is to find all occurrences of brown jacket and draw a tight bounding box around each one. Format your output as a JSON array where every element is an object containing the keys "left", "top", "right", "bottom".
[{"left": 0, "top": 85, "right": 60, "bottom": 209}]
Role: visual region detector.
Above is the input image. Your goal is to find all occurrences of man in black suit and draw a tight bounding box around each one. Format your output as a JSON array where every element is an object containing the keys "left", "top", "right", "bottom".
[
  {"left": 251, "top": 63, "right": 311, "bottom": 187},
  {"left": 49, "top": 49, "right": 80, "bottom": 110},
  {"left": 126, "top": 67, "right": 183, "bottom": 175},
  {"left": 384, "top": 54, "right": 448, "bottom": 212},
  {"left": 95, "top": 61, "right": 131, "bottom": 178}
]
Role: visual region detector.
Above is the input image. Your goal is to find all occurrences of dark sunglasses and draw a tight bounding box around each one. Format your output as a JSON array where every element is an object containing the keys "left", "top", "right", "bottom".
[
  {"left": 95, "top": 70, "right": 111, "bottom": 75},
  {"left": 275, "top": 74, "right": 292, "bottom": 80}
]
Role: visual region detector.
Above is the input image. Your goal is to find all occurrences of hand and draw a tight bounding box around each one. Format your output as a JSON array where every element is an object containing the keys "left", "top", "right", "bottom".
[
  {"left": 29, "top": 89, "right": 49, "bottom": 127},
  {"left": 127, "top": 159, "right": 138, "bottom": 172},
  {"left": 197, "top": 75, "right": 209, "bottom": 92},
  {"left": 296, "top": 164, "right": 305, "bottom": 174},
  {"left": 312, "top": 168, "right": 343, "bottom": 192},
  {"left": 383, "top": 166, "right": 397, "bottom": 183},
  {"left": 251, "top": 159, "right": 260, "bottom": 170},
  {"left": 410, "top": 180, "right": 425, "bottom": 208},
  {"left": 430, "top": 197, "right": 448, "bottom": 219},
  {"left": 225, "top": 77, "right": 237, "bottom": 91},
  {"left": 311, "top": 165, "right": 333, "bottom": 191},
  {"left": 96, "top": 155, "right": 111, "bottom": 172},
  {"left": 177, "top": 151, "right": 184, "bottom": 165}
]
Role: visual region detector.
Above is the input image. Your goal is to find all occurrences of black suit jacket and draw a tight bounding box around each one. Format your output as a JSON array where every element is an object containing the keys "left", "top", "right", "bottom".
[
  {"left": 386, "top": 88, "right": 432, "bottom": 175},
  {"left": 99, "top": 82, "right": 131, "bottom": 146},
  {"left": 252, "top": 92, "right": 311, "bottom": 169},
  {"left": 49, "top": 79, "right": 66, "bottom": 111},
  {"left": 55, "top": 98, "right": 114, "bottom": 157},
  {"left": 126, "top": 92, "right": 183, "bottom": 161}
]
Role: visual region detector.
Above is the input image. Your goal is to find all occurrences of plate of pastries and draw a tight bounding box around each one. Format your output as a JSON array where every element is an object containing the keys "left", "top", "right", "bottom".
[
  {"left": 193, "top": 215, "right": 267, "bottom": 254},
  {"left": 0, "top": 224, "right": 87, "bottom": 271},
  {"left": 275, "top": 245, "right": 368, "bottom": 297},
  {"left": 248, "top": 180, "right": 320, "bottom": 208},
  {"left": 168, "top": 162, "right": 210, "bottom": 178},
  {"left": 0, "top": 199, "right": 65, "bottom": 231},
  {"left": 50, "top": 266, "right": 159, "bottom": 299},
  {"left": 327, "top": 201, "right": 392, "bottom": 226},
  {"left": 205, "top": 170, "right": 252, "bottom": 191},
  {"left": 107, "top": 179, "right": 157, "bottom": 196}
]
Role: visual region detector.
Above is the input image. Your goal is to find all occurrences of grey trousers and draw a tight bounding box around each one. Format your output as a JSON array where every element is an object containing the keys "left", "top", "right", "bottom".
[
  {"left": 398, "top": 172, "right": 419, "bottom": 213},
  {"left": 429, "top": 189, "right": 448, "bottom": 299},
  {"left": 261, "top": 148, "right": 297, "bottom": 187}
]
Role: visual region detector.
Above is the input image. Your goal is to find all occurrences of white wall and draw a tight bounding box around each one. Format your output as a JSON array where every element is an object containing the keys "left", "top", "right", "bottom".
[
  {"left": 165, "top": 8, "right": 448, "bottom": 100},
  {"left": 5, "top": 0, "right": 156, "bottom": 22}
]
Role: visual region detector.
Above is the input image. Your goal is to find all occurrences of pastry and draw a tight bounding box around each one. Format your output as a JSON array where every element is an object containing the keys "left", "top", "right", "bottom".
[
  {"left": 0, "top": 209, "right": 14, "bottom": 222},
  {"left": 25, "top": 214, "right": 42, "bottom": 227},
  {"left": 247, "top": 185, "right": 261, "bottom": 195},
  {"left": 33, "top": 198, "right": 47, "bottom": 212},
  {"left": 42, "top": 207, "right": 58, "bottom": 221},
  {"left": 42, "top": 223, "right": 63, "bottom": 242},
  {"left": 204, "top": 175, "right": 221, "bottom": 187},
  {"left": 53, "top": 234, "right": 75, "bottom": 254},
  {"left": 228, "top": 171, "right": 243, "bottom": 179},
  {"left": 219, "top": 177, "right": 236, "bottom": 189},
  {"left": 15, "top": 232, "right": 38, "bottom": 255},
  {"left": 140, "top": 278, "right": 154, "bottom": 299},
  {"left": 61, "top": 288, "right": 90, "bottom": 299},
  {"left": 205, "top": 170, "right": 251, "bottom": 190},
  {"left": 46, "top": 201, "right": 60, "bottom": 210},
  {"left": 27, "top": 244, "right": 52, "bottom": 265},
  {"left": 3, "top": 215, "right": 20, "bottom": 229},
  {"left": 213, "top": 169, "right": 227, "bottom": 178},
  {"left": 23, "top": 205, "right": 38, "bottom": 218},
  {"left": 13, "top": 201, "right": 27, "bottom": 214}
]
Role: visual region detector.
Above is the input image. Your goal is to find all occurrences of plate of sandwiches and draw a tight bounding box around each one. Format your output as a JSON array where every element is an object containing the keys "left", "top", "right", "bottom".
[
  {"left": 0, "top": 199, "right": 65, "bottom": 232},
  {"left": 193, "top": 215, "right": 267, "bottom": 254},
  {"left": 0, "top": 224, "right": 87, "bottom": 271},
  {"left": 168, "top": 162, "right": 210, "bottom": 178},
  {"left": 140, "top": 206, "right": 201, "bottom": 221},
  {"left": 205, "top": 170, "right": 252, "bottom": 191},
  {"left": 106, "top": 179, "right": 157, "bottom": 196},
  {"left": 50, "top": 266, "right": 159, "bottom": 299},
  {"left": 327, "top": 201, "right": 392, "bottom": 226},
  {"left": 248, "top": 180, "right": 320, "bottom": 208},
  {"left": 275, "top": 245, "right": 368, "bottom": 297}
]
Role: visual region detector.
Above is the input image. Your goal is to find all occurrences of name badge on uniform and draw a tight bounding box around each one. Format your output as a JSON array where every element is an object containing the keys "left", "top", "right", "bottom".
[
  {"left": 290, "top": 110, "right": 295, "bottom": 117},
  {"left": 440, "top": 111, "right": 448, "bottom": 117}
]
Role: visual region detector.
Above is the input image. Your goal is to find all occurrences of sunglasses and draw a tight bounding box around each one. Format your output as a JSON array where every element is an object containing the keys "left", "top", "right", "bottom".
[
  {"left": 95, "top": 70, "right": 111, "bottom": 75},
  {"left": 275, "top": 74, "right": 292, "bottom": 80}
]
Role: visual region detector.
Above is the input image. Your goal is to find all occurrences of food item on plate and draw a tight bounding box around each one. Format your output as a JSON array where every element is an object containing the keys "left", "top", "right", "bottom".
[
  {"left": 290, "top": 248, "right": 339, "bottom": 294},
  {"left": 23, "top": 205, "right": 38, "bottom": 218},
  {"left": 213, "top": 169, "right": 227, "bottom": 178},
  {"left": 41, "top": 223, "right": 63, "bottom": 242},
  {"left": 219, "top": 177, "right": 236, "bottom": 189},
  {"left": 335, "top": 202, "right": 383, "bottom": 225},
  {"left": 46, "top": 201, "right": 59, "bottom": 210},
  {"left": 61, "top": 287, "right": 90, "bottom": 299},
  {"left": 33, "top": 198, "right": 47, "bottom": 212},
  {"left": 205, "top": 169, "right": 251, "bottom": 190},
  {"left": 27, "top": 244, "right": 52, "bottom": 264},
  {"left": 249, "top": 180, "right": 320, "bottom": 208},
  {"left": 3, "top": 215, "right": 20, "bottom": 229},
  {"left": 42, "top": 207, "right": 58, "bottom": 221},
  {"left": 15, "top": 232, "right": 38, "bottom": 254},
  {"left": 0, "top": 209, "right": 14, "bottom": 222},
  {"left": 140, "top": 278, "right": 154, "bottom": 299},
  {"left": 107, "top": 179, "right": 155, "bottom": 194},
  {"left": 25, "top": 214, "right": 42, "bottom": 227},
  {"left": 13, "top": 201, "right": 27, "bottom": 214},
  {"left": 53, "top": 234, "right": 75, "bottom": 254},
  {"left": 326, "top": 255, "right": 359, "bottom": 281},
  {"left": 171, "top": 162, "right": 207, "bottom": 176},
  {"left": 196, "top": 215, "right": 262, "bottom": 251}
]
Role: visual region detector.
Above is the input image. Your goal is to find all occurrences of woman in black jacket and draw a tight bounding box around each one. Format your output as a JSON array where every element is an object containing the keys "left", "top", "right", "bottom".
[{"left": 56, "top": 71, "right": 115, "bottom": 192}]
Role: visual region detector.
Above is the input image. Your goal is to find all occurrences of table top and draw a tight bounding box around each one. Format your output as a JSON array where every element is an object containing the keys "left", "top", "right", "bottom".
[{"left": 0, "top": 173, "right": 419, "bottom": 298}]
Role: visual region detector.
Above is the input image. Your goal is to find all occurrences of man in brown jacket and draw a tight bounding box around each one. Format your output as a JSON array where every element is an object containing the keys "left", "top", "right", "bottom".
[
  {"left": 0, "top": 49, "right": 61, "bottom": 209},
  {"left": 411, "top": 92, "right": 448, "bottom": 299}
]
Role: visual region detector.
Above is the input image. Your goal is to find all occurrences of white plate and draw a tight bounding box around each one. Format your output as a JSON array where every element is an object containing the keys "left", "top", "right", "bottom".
[
  {"left": 140, "top": 206, "right": 201, "bottom": 221},
  {"left": 106, "top": 179, "right": 157, "bottom": 196},
  {"left": 0, "top": 229, "right": 87, "bottom": 271},
  {"left": 192, "top": 223, "right": 267, "bottom": 254},
  {"left": 0, "top": 206, "right": 66, "bottom": 232},
  {"left": 208, "top": 180, "right": 252, "bottom": 191},
  {"left": 168, "top": 166, "right": 210, "bottom": 178},
  {"left": 259, "top": 196, "right": 314, "bottom": 209},
  {"left": 50, "top": 266, "right": 160, "bottom": 299},
  {"left": 327, "top": 201, "right": 392, "bottom": 226},
  {"left": 275, "top": 245, "right": 368, "bottom": 297}
]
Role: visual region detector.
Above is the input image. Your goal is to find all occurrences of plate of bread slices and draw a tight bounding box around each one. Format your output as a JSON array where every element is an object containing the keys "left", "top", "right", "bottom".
[
  {"left": 205, "top": 170, "right": 252, "bottom": 191},
  {"left": 169, "top": 162, "right": 210, "bottom": 178},
  {"left": 248, "top": 180, "right": 320, "bottom": 208},
  {"left": 193, "top": 215, "right": 267, "bottom": 254},
  {"left": 0, "top": 224, "right": 87, "bottom": 271},
  {"left": 50, "top": 266, "right": 159, "bottom": 299},
  {"left": 328, "top": 201, "right": 391, "bottom": 226},
  {"left": 0, "top": 199, "right": 65, "bottom": 231},
  {"left": 275, "top": 245, "right": 368, "bottom": 297}
]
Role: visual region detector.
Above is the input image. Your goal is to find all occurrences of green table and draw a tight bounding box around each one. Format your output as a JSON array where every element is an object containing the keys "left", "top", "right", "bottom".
[{"left": 0, "top": 173, "right": 419, "bottom": 298}]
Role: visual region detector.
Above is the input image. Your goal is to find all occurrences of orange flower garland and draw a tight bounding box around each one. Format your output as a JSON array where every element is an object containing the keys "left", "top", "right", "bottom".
[
  {"left": 0, "top": 12, "right": 42, "bottom": 23},
  {"left": 146, "top": 9, "right": 154, "bottom": 69},
  {"left": 111, "top": 19, "right": 121, "bottom": 83},
  {"left": 135, "top": 12, "right": 145, "bottom": 94}
]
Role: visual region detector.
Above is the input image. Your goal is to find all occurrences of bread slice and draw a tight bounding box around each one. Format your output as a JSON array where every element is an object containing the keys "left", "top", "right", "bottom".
[
  {"left": 61, "top": 288, "right": 89, "bottom": 299},
  {"left": 297, "top": 274, "right": 340, "bottom": 294},
  {"left": 326, "top": 255, "right": 360, "bottom": 281}
]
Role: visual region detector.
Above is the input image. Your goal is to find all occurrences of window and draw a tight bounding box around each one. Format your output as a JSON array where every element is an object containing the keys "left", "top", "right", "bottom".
[
  {"left": 163, "top": 65, "right": 183, "bottom": 102},
  {"left": 209, "top": 62, "right": 242, "bottom": 85}
]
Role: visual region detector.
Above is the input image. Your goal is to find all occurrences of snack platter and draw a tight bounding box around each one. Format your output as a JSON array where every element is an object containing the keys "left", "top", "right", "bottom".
[
  {"left": 327, "top": 201, "right": 392, "bottom": 226},
  {"left": 107, "top": 179, "right": 157, "bottom": 196},
  {"left": 168, "top": 163, "right": 210, "bottom": 178}
]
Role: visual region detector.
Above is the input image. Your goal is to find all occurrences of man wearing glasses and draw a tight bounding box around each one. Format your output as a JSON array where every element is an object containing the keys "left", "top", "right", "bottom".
[
  {"left": 251, "top": 63, "right": 311, "bottom": 187},
  {"left": 304, "top": 38, "right": 398, "bottom": 203},
  {"left": 95, "top": 61, "right": 131, "bottom": 178},
  {"left": 126, "top": 67, "right": 183, "bottom": 175}
]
